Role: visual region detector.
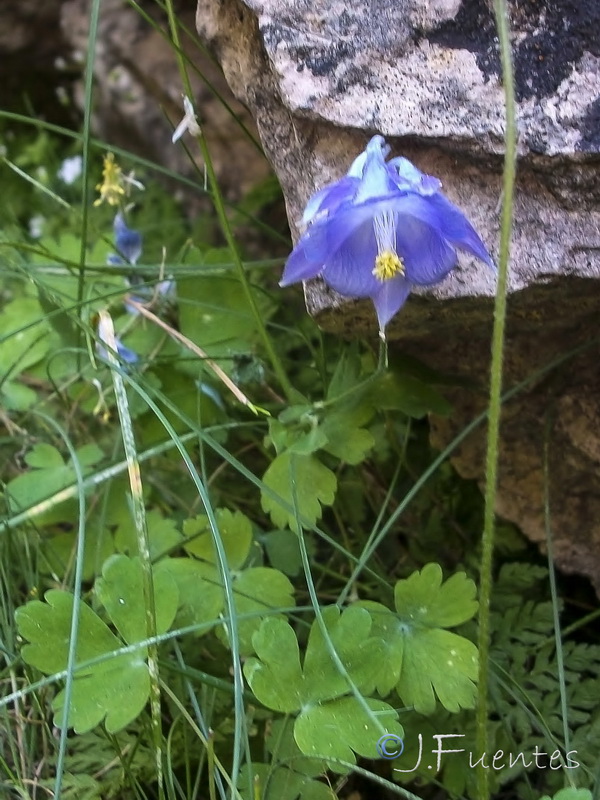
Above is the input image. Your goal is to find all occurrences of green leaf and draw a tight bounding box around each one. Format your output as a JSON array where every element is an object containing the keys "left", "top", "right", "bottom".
[
  {"left": 358, "top": 565, "right": 479, "bottom": 714},
  {"left": 391, "top": 565, "right": 479, "bottom": 713},
  {"left": 6, "top": 456, "right": 72, "bottom": 514},
  {"left": 6, "top": 443, "right": 104, "bottom": 523},
  {"left": 16, "top": 591, "right": 150, "bottom": 733},
  {"left": 183, "top": 508, "right": 252, "bottom": 568},
  {"left": 75, "top": 444, "right": 105, "bottom": 468},
  {"left": 153, "top": 558, "right": 223, "bottom": 637},
  {"left": 355, "top": 601, "right": 404, "bottom": 696},
  {"left": 244, "top": 617, "right": 304, "bottom": 712},
  {"left": 238, "top": 717, "right": 332, "bottom": 800},
  {"left": 319, "top": 411, "right": 374, "bottom": 464},
  {"left": 244, "top": 607, "right": 401, "bottom": 766},
  {"left": 267, "top": 407, "right": 328, "bottom": 456},
  {"left": 326, "top": 345, "right": 364, "bottom": 402},
  {"left": 219, "top": 566, "right": 295, "bottom": 655},
  {"left": 396, "top": 627, "right": 478, "bottom": 713},
  {"left": 95, "top": 555, "right": 178, "bottom": 644},
  {"left": 301, "top": 606, "right": 386, "bottom": 701},
  {"left": 539, "top": 791, "right": 593, "bottom": 800},
  {"left": 394, "top": 563, "right": 478, "bottom": 628},
  {"left": 294, "top": 695, "right": 402, "bottom": 766},
  {"left": 115, "top": 510, "right": 182, "bottom": 560},
  {"left": 245, "top": 607, "right": 385, "bottom": 711},
  {"left": 0, "top": 297, "right": 51, "bottom": 375},
  {"left": 238, "top": 764, "right": 334, "bottom": 800},
  {"left": 370, "top": 371, "right": 452, "bottom": 417},
  {"left": 25, "top": 443, "right": 65, "bottom": 469},
  {"left": 261, "top": 452, "right": 337, "bottom": 532},
  {"left": 1, "top": 380, "right": 38, "bottom": 410},
  {"left": 178, "top": 274, "right": 274, "bottom": 358},
  {"left": 266, "top": 717, "right": 327, "bottom": 778},
  {"left": 16, "top": 554, "right": 179, "bottom": 733},
  {"left": 263, "top": 529, "right": 303, "bottom": 576}
]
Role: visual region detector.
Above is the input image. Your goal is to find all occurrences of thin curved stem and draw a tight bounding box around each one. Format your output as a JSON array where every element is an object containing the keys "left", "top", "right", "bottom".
[{"left": 475, "top": 1, "right": 518, "bottom": 798}]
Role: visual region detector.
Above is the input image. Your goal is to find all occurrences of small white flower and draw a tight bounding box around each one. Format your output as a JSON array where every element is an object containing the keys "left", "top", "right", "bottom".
[
  {"left": 123, "top": 171, "right": 145, "bottom": 191},
  {"left": 57, "top": 155, "right": 83, "bottom": 184},
  {"left": 171, "top": 95, "right": 201, "bottom": 143},
  {"left": 29, "top": 214, "right": 45, "bottom": 239}
]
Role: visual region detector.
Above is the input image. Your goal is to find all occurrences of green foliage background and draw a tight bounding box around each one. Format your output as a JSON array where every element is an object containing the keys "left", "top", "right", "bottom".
[{"left": 0, "top": 5, "right": 598, "bottom": 800}]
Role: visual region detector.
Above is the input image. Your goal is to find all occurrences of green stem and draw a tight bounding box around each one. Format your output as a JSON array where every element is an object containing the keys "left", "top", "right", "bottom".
[
  {"left": 475, "top": 2, "right": 517, "bottom": 798},
  {"left": 38, "top": 415, "right": 86, "bottom": 800},
  {"left": 99, "top": 312, "right": 164, "bottom": 800},
  {"left": 162, "top": 3, "right": 294, "bottom": 402},
  {"left": 378, "top": 330, "right": 388, "bottom": 370},
  {"left": 76, "top": 0, "right": 101, "bottom": 369},
  {"left": 543, "top": 413, "right": 575, "bottom": 784}
]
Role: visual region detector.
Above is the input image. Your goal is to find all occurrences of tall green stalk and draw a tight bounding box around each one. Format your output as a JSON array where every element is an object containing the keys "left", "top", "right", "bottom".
[
  {"left": 475, "top": 1, "right": 517, "bottom": 798},
  {"left": 98, "top": 312, "right": 164, "bottom": 800},
  {"left": 162, "top": 1, "right": 294, "bottom": 402},
  {"left": 76, "top": 0, "right": 101, "bottom": 360}
]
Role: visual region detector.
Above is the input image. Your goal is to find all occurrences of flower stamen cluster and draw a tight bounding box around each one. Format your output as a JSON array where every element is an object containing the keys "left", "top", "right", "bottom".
[
  {"left": 94, "top": 153, "right": 126, "bottom": 207},
  {"left": 373, "top": 211, "right": 404, "bottom": 281},
  {"left": 373, "top": 251, "right": 404, "bottom": 281}
]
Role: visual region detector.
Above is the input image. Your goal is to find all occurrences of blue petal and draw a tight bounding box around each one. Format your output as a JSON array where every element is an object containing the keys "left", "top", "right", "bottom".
[
  {"left": 426, "top": 194, "right": 495, "bottom": 267},
  {"left": 354, "top": 138, "right": 398, "bottom": 204},
  {"left": 302, "top": 175, "right": 359, "bottom": 225},
  {"left": 117, "top": 340, "right": 139, "bottom": 364},
  {"left": 322, "top": 217, "right": 381, "bottom": 297},
  {"left": 280, "top": 234, "right": 325, "bottom": 286},
  {"left": 347, "top": 135, "right": 390, "bottom": 178},
  {"left": 319, "top": 193, "right": 453, "bottom": 284},
  {"left": 372, "top": 276, "right": 412, "bottom": 329},
  {"left": 97, "top": 338, "right": 139, "bottom": 365},
  {"left": 319, "top": 194, "right": 458, "bottom": 290},
  {"left": 388, "top": 157, "right": 442, "bottom": 196},
  {"left": 394, "top": 211, "right": 457, "bottom": 286},
  {"left": 114, "top": 213, "right": 142, "bottom": 265}
]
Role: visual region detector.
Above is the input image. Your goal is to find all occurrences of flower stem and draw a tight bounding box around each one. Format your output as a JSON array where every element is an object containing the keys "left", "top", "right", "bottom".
[
  {"left": 378, "top": 330, "right": 388, "bottom": 370},
  {"left": 98, "top": 311, "right": 164, "bottom": 800},
  {"left": 475, "top": 2, "right": 517, "bottom": 799}
]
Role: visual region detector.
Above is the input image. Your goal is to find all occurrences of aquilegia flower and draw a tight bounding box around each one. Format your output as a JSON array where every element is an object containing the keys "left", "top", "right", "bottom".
[
  {"left": 110, "top": 212, "right": 142, "bottom": 266},
  {"left": 280, "top": 135, "right": 494, "bottom": 331},
  {"left": 108, "top": 213, "right": 175, "bottom": 300}
]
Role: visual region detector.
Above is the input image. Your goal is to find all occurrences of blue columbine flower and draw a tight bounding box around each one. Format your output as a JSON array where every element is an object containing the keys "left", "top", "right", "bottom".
[
  {"left": 107, "top": 213, "right": 175, "bottom": 311},
  {"left": 96, "top": 334, "right": 139, "bottom": 366},
  {"left": 280, "top": 135, "right": 494, "bottom": 331},
  {"left": 108, "top": 212, "right": 143, "bottom": 267}
]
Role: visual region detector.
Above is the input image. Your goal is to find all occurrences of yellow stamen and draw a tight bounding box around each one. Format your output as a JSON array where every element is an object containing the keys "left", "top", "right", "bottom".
[
  {"left": 94, "top": 153, "right": 126, "bottom": 207},
  {"left": 373, "top": 250, "right": 405, "bottom": 281},
  {"left": 373, "top": 211, "right": 404, "bottom": 281}
]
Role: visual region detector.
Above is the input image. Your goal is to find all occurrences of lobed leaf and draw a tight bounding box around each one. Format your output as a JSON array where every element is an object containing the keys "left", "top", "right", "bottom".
[
  {"left": 16, "top": 590, "right": 150, "bottom": 733},
  {"left": 394, "top": 563, "right": 478, "bottom": 628},
  {"left": 261, "top": 451, "right": 336, "bottom": 532}
]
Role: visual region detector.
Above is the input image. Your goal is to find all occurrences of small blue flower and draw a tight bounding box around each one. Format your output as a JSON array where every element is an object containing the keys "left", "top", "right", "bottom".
[
  {"left": 280, "top": 135, "right": 494, "bottom": 331},
  {"left": 115, "top": 339, "right": 139, "bottom": 364},
  {"left": 96, "top": 335, "right": 139, "bottom": 366},
  {"left": 109, "top": 213, "right": 142, "bottom": 266},
  {"left": 106, "top": 214, "right": 176, "bottom": 313}
]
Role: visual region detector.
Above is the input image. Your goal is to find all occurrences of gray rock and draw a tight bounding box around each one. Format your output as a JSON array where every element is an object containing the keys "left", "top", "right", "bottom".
[
  {"left": 0, "top": 0, "right": 70, "bottom": 121},
  {"left": 197, "top": 0, "right": 600, "bottom": 591},
  {"left": 61, "top": 0, "right": 270, "bottom": 202}
]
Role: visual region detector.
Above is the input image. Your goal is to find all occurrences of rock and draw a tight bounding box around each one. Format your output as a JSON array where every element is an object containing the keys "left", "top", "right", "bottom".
[
  {"left": 0, "top": 0, "right": 73, "bottom": 122},
  {"left": 196, "top": 0, "right": 600, "bottom": 591},
  {"left": 61, "top": 0, "right": 270, "bottom": 202}
]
